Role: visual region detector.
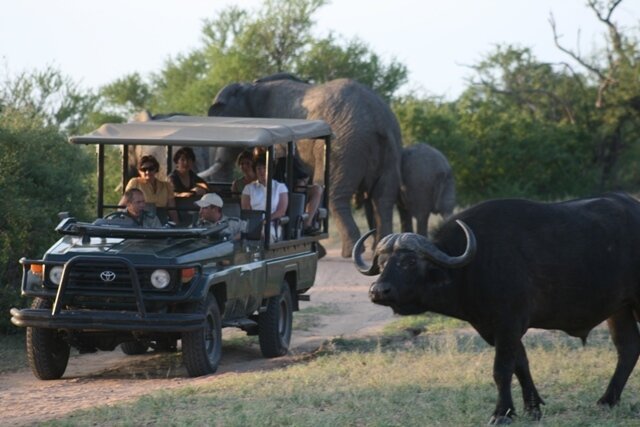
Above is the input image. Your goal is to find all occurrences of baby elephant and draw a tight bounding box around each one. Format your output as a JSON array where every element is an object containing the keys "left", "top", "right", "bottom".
[{"left": 398, "top": 143, "right": 455, "bottom": 236}]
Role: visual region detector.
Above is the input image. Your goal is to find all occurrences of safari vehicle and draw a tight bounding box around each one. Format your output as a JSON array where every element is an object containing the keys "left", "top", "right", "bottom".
[{"left": 10, "top": 116, "right": 331, "bottom": 379}]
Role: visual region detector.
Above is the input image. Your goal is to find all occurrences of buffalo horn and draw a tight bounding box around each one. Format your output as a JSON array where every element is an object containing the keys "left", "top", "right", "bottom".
[
  {"left": 418, "top": 220, "right": 477, "bottom": 268},
  {"left": 353, "top": 229, "right": 379, "bottom": 276}
]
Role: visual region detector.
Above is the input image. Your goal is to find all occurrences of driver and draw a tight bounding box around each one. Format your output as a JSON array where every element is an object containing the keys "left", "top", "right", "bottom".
[
  {"left": 194, "top": 193, "right": 243, "bottom": 240},
  {"left": 107, "top": 188, "right": 162, "bottom": 228}
]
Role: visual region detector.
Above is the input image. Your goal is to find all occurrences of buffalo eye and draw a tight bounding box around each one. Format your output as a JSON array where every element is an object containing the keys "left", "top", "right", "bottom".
[{"left": 399, "top": 254, "right": 417, "bottom": 269}]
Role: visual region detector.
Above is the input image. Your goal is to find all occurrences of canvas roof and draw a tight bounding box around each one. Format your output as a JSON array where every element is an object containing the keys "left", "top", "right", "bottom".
[{"left": 69, "top": 116, "right": 332, "bottom": 147}]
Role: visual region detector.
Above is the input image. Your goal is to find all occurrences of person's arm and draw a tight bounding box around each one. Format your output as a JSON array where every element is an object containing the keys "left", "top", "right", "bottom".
[
  {"left": 192, "top": 173, "right": 208, "bottom": 196},
  {"left": 241, "top": 194, "right": 251, "bottom": 210},
  {"left": 165, "top": 181, "right": 179, "bottom": 223},
  {"left": 118, "top": 178, "right": 136, "bottom": 209},
  {"left": 272, "top": 192, "right": 288, "bottom": 220}
]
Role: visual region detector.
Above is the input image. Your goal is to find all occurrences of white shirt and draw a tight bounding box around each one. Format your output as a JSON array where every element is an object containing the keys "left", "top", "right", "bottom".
[{"left": 242, "top": 180, "right": 288, "bottom": 213}]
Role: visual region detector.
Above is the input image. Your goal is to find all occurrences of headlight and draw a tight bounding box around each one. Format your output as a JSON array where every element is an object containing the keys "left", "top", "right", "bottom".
[
  {"left": 49, "top": 266, "right": 64, "bottom": 285},
  {"left": 150, "top": 269, "right": 171, "bottom": 289}
]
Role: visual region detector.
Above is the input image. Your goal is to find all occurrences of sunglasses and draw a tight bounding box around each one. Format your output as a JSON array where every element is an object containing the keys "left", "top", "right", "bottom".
[{"left": 139, "top": 167, "right": 157, "bottom": 173}]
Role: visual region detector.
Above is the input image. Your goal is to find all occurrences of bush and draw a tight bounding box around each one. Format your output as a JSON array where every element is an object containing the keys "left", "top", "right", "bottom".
[{"left": 0, "top": 114, "right": 92, "bottom": 333}]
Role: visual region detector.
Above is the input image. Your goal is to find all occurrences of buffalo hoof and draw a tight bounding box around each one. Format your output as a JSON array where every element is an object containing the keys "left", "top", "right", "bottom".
[
  {"left": 524, "top": 406, "right": 542, "bottom": 421},
  {"left": 597, "top": 394, "right": 619, "bottom": 407},
  {"left": 488, "top": 415, "right": 513, "bottom": 425}
]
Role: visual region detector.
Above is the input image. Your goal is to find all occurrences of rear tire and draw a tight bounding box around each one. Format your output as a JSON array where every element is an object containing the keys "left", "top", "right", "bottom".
[
  {"left": 120, "top": 341, "right": 149, "bottom": 355},
  {"left": 182, "top": 294, "right": 222, "bottom": 377},
  {"left": 26, "top": 298, "right": 70, "bottom": 380},
  {"left": 258, "top": 281, "right": 293, "bottom": 358}
]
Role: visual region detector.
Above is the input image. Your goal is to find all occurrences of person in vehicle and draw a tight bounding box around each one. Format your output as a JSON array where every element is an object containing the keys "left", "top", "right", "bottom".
[
  {"left": 169, "top": 147, "right": 208, "bottom": 198},
  {"left": 231, "top": 149, "right": 256, "bottom": 194},
  {"left": 169, "top": 147, "right": 209, "bottom": 225},
  {"left": 194, "top": 193, "right": 243, "bottom": 240},
  {"left": 270, "top": 144, "right": 324, "bottom": 235},
  {"left": 108, "top": 188, "right": 162, "bottom": 228},
  {"left": 120, "top": 154, "right": 179, "bottom": 224},
  {"left": 241, "top": 153, "right": 288, "bottom": 241}
]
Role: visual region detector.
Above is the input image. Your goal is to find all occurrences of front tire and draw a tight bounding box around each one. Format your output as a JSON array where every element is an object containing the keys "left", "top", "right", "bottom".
[
  {"left": 26, "top": 298, "right": 70, "bottom": 380},
  {"left": 258, "top": 281, "right": 293, "bottom": 357},
  {"left": 182, "top": 294, "right": 222, "bottom": 377}
]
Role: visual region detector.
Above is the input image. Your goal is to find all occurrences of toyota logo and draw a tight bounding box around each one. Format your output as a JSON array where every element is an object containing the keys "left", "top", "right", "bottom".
[{"left": 100, "top": 271, "right": 116, "bottom": 282}]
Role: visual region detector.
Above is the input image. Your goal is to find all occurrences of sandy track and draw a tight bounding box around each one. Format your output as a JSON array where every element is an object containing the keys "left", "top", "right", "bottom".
[{"left": 0, "top": 248, "right": 393, "bottom": 426}]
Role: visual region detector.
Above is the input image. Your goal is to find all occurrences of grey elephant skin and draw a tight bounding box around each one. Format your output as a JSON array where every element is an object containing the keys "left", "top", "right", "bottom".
[
  {"left": 208, "top": 74, "right": 403, "bottom": 258},
  {"left": 398, "top": 143, "right": 456, "bottom": 236},
  {"left": 126, "top": 111, "right": 212, "bottom": 179}
]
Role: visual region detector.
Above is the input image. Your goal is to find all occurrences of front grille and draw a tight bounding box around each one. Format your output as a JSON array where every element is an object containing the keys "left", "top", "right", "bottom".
[{"left": 44, "top": 262, "right": 176, "bottom": 293}]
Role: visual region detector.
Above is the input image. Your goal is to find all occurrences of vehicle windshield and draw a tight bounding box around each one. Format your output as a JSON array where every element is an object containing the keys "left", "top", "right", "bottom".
[{"left": 56, "top": 217, "right": 228, "bottom": 240}]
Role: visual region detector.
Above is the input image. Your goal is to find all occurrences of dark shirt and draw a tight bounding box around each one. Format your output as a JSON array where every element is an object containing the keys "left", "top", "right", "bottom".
[
  {"left": 274, "top": 155, "right": 309, "bottom": 185},
  {"left": 104, "top": 211, "right": 162, "bottom": 228},
  {"left": 169, "top": 170, "right": 207, "bottom": 193}
]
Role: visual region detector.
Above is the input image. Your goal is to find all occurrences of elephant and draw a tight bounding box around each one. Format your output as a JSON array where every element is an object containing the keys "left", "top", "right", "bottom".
[
  {"left": 357, "top": 143, "right": 455, "bottom": 238},
  {"left": 397, "top": 143, "right": 456, "bottom": 236},
  {"left": 208, "top": 73, "right": 403, "bottom": 258},
  {"left": 126, "top": 111, "right": 212, "bottom": 181}
]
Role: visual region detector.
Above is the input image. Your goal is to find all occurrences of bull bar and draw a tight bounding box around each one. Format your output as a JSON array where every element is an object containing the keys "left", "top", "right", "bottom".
[{"left": 10, "top": 255, "right": 206, "bottom": 332}]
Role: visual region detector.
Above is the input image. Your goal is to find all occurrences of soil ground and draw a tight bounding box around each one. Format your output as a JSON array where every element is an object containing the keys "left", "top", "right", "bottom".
[{"left": 0, "top": 246, "right": 394, "bottom": 426}]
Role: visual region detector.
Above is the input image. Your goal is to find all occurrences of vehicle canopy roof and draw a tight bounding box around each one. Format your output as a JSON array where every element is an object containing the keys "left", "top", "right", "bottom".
[{"left": 69, "top": 116, "right": 332, "bottom": 147}]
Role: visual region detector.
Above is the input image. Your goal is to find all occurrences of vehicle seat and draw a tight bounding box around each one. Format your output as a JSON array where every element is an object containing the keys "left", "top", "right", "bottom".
[
  {"left": 241, "top": 210, "right": 265, "bottom": 240},
  {"left": 286, "top": 192, "right": 308, "bottom": 239},
  {"left": 222, "top": 202, "right": 241, "bottom": 219}
]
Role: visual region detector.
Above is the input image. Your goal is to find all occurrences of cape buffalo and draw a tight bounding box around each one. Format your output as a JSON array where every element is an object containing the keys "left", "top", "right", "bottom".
[{"left": 354, "top": 192, "right": 640, "bottom": 424}]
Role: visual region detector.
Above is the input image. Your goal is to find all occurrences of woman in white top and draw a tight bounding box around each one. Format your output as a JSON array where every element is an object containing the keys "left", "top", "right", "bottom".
[{"left": 241, "top": 153, "right": 288, "bottom": 240}]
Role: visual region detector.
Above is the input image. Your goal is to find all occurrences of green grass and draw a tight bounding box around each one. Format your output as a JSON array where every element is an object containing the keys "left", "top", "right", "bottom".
[
  {"left": 39, "top": 326, "right": 640, "bottom": 426},
  {"left": 293, "top": 303, "right": 341, "bottom": 331}
]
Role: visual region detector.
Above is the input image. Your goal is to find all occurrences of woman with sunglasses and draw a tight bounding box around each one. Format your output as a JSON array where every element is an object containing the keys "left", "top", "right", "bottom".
[{"left": 120, "top": 155, "right": 179, "bottom": 224}]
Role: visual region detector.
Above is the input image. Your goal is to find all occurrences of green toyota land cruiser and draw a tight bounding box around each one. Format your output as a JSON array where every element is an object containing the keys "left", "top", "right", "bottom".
[{"left": 10, "top": 116, "right": 331, "bottom": 379}]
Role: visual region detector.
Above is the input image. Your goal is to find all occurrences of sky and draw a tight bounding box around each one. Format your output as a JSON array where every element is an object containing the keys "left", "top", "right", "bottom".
[{"left": 1, "top": 0, "right": 638, "bottom": 100}]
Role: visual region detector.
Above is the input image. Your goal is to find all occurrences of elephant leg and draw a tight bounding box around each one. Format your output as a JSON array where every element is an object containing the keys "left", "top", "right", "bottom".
[
  {"left": 370, "top": 193, "right": 397, "bottom": 247},
  {"left": 330, "top": 192, "right": 362, "bottom": 258},
  {"left": 416, "top": 214, "right": 429, "bottom": 237},
  {"left": 363, "top": 197, "right": 376, "bottom": 232},
  {"left": 598, "top": 307, "right": 640, "bottom": 406},
  {"left": 397, "top": 197, "right": 413, "bottom": 233}
]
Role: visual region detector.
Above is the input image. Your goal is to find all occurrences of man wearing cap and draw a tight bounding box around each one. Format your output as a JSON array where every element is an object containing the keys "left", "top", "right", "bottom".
[{"left": 195, "top": 193, "right": 243, "bottom": 240}]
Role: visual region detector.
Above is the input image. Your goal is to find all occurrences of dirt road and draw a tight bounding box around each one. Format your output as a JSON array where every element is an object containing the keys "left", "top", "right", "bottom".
[{"left": 0, "top": 248, "right": 393, "bottom": 426}]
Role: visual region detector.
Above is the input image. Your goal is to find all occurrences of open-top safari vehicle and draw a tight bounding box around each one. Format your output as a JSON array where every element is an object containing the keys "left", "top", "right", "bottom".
[{"left": 10, "top": 116, "right": 331, "bottom": 379}]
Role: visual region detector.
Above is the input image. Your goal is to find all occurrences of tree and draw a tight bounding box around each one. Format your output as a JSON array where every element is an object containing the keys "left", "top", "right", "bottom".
[
  {"left": 0, "top": 66, "right": 99, "bottom": 135},
  {"left": 0, "top": 71, "right": 94, "bottom": 333},
  {"left": 548, "top": 0, "right": 640, "bottom": 188},
  {"left": 102, "top": 0, "right": 407, "bottom": 117}
]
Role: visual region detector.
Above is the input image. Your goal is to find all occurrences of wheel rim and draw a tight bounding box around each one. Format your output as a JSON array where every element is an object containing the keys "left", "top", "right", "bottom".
[
  {"left": 204, "top": 313, "right": 218, "bottom": 364},
  {"left": 278, "top": 297, "right": 291, "bottom": 340}
]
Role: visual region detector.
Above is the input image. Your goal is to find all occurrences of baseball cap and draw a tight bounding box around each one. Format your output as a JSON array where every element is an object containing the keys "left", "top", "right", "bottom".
[{"left": 195, "top": 193, "right": 224, "bottom": 208}]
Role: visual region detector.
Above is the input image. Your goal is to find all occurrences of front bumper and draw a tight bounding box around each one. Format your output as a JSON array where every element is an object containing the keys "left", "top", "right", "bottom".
[{"left": 10, "top": 307, "right": 205, "bottom": 332}]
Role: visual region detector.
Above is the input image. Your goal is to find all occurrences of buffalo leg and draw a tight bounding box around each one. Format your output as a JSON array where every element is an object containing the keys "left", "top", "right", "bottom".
[
  {"left": 598, "top": 307, "right": 640, "bottom": 406},
  {"left": 513, "top": 341, "right": 544, "bottom": 420},
  {"left": 489, "top": 337, "right": 518, "bottom": 424}
]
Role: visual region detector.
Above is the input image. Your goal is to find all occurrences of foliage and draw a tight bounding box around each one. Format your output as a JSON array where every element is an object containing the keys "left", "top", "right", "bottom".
[
  {"left": 0, "top": 106, "right": 92, "bottom": 333},
  {"left": 0, "top": 66, "right": 99, "bottom": 136},
  {"left": 99, "top": 0, "right": 407, "bottom": 117}
]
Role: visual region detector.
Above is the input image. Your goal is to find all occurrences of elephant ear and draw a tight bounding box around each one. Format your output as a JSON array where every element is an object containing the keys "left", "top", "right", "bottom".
[{"left": 209, "top": 83, "right": 246, "bottom": 116}]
